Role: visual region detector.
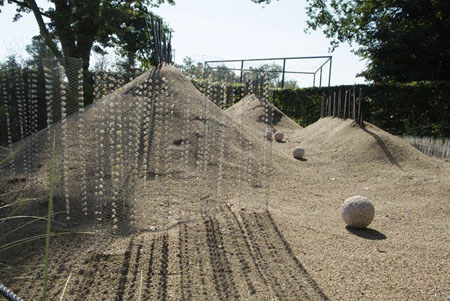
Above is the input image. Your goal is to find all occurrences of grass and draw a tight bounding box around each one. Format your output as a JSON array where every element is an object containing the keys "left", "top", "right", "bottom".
[
  {"left": 0, "top": 131, "right": 63, "bottom": 300},
  {"left": 42, "top": 130, "right": 56, "bottom": 301}
]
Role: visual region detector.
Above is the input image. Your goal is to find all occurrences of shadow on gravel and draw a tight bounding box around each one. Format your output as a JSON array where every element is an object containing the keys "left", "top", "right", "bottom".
[
  {"left": 362, "top": 127, "right": 402, "bottom": 169},
  {"left": 3, "top": 208, "right": 330, "bottom": 300},
  {"left": 346, "top": 226, "right": 387, "bottom": 240},
  {"left": 263, "top": 211, "right": 330, "bottom": 300},
  {"left": 237, "top": 210, "right": 330, "bottom": 300}
]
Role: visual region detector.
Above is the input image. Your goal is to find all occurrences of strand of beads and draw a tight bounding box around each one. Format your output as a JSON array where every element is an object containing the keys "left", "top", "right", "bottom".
[
  {"left": 77, "top": 68, "right": 88, "bottom": 217},
  {"left": 180, "top": 98, "right": 191, "bottom": 221},
  {"left": 160, "top": 79, "right": 170, "bottom": 227},
  {"left": 110, "top": 93, "right": 122, "bottom": 233},
  {"left": 217, "top": 79, "right": 228, "bottom": 205},
  {"left": 59, "top": 66, "right": 71, "bottom": 221},
  {"left": 141, "top": 80, "right": 153, "bottom": 184},
  {"left": 247, "top": 73, "right": 254, "bottom": 191},
  {"left": 262, "top": 72, "right": 272, "bottom": 210},
  {"left": 29, "top": 69, "right": 39, "bottom": 192},
  {"left": 1, "top": 73, "right": 15, "bottom": 178},
  {"left": 15, "top": 68, "right": 25, "bottom": 141},
  {"left": 128, "top": 81, "right": 147, "bottom": 229},
  {"left": 43, "top": 64, "right": 54, "bottom": 198},
  {"left": 15, "top": 68, "right": 29, "bottom": 179},
  {"left": 153, "top": 81, "right": 163, "bottom": 225},
  {"left": 202, "top": 76, "right": 213, "bottom": 213},
  {"left": 94, "top": 97, "right": 107, "bottom": 229},
  {"left": 237, "top": 77, "right": 246, "bottom": 209},
  {"left": 166, "top": 101, "right": 175, "bottom": 223},
  {"left": 24, "top": 69, "right": 33, "bottom": 187}
]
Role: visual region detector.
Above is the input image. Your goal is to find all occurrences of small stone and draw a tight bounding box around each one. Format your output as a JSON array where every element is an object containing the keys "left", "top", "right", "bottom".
[
  {"left": 341, "top": 196, "right": 375, "bottom": 228},
  {"left": 293, "top": 147, "right": 305, "bottom": 159},
  {"left": 274, "top": 131, "right": 284, "bottom": 142}
]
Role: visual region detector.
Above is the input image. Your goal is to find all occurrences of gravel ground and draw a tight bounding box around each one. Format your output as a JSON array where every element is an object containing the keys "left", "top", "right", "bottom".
[{"left": 1, "top": 66, "right": 449, "bottom": 300}]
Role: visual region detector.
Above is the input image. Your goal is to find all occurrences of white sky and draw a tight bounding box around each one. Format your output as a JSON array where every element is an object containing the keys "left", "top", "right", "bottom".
[{"left": 0, "top": 0, "right": 368, "bottom": 86}]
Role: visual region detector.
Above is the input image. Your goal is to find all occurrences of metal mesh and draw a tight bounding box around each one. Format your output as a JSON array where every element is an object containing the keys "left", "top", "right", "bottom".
[{"left": 0, "top": 58, "right": 273, "bottom": 240}]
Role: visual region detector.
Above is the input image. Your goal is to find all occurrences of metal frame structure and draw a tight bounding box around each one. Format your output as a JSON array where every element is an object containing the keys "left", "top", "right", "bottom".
[{"left": 204, "top": 56, "right": 332, "bottom": 88}]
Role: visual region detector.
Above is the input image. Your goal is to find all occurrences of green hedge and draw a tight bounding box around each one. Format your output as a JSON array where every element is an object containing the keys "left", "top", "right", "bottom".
[
  {"left": 193, "top": 79, "right": 450, "bottom": 137},
  {"left": 273, "top": 82, "right": 450, "bottom": 137}
]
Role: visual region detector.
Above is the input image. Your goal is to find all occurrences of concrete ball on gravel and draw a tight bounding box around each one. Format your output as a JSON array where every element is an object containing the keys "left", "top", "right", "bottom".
[
  {"left": 293, "top": 147, "right": 305, "bottom": 159},
  {"left": 341, "top": 196, "right": 375, "bottom": 228},
  {"left": 274, "top": 131, "right": 284, "bottom": 142}
]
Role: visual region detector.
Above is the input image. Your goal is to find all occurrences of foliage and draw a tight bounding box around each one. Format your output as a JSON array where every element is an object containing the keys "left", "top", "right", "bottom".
[
  {"left": 178, "top": 57, "right": 284, "bottom": 87},
  {"left": 304, "top": 0, "right": 450, "bottom": 83},
  {"left": 1, "top": 0, "right": 174, "bottom": 105},
  {"left": 246, "top": 64, "right": 282, "bottom": 86},
  {"left": 101, "top": 2, "right": 172, "bottom": 70},
  {"left": 175, "top": 57, "right": 204, "bottom": 80},
  {"left": 0, "top": 56, "right": 26, "bottom": 146},
  {"left": 192, "top": 76, "right": 449, "bottom": 137},
  {"left": 272, "top": 82, "right": 450, "bottom": 137},
  {"left": 253, "top": 0, "right": 450, "bottom": 83}
]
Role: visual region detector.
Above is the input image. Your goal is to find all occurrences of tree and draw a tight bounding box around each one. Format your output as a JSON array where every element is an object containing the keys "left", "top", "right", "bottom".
[
  {"left": 175, "top": 57, "right": 205, "bottom": 80},
  {"left": 0, "top": 0, "right": 174, "bottom": 103},
  {"left": 253, "top": 0, "right": 450, "bottom": 83},
  {"left": 249, "top": 64, "right": 282, "bottom": 86},
  {"left": 100, "top": 2, "right": 173, "bottom": 71},
  {"left": 25, "top": 36, "right": 56, "bottom": 131}
]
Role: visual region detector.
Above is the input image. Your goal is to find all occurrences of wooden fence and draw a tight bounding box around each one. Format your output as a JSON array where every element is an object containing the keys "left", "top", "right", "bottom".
[
  {"left": 321, "top": 87, "right": 364, "bottom": 126},
  {"left": 402, "top": 136, "right": 450, "bottom": 161}
]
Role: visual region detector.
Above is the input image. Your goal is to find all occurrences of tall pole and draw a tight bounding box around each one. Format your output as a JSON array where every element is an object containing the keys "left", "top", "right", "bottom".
[
  {"left": 281, "top": 58, "right": 286, "bottom": 88},
  {"left": 328, "top": 57, "right": 332, "bottom": 87},
  {"left": 239, "top": 60, "right": 244, "bottom": 83},
  {"left": 319, "top": 67, "right": 323, "bottom": 87},
  {"left": 203, "top": 62, "right": 207, "bottom": 79},
  {"left": 313, "top": 73, "right": 316, "bottom": 87}
]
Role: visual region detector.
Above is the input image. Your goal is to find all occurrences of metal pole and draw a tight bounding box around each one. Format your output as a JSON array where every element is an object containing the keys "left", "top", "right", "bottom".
[
  {"left": 319, "top": 67, "right": 323, "bottom": 87},
  {"left": 203, "top": 62, "right": 207, "bottom": 80},
  {"left": 313, "top": 73, "right": 316, "bottom": 87},
  {"left": 328, "top": 57, "right": 332, "bottom": 87},
  {"left": 239, "top": 60, "right": 244, "bottom": 83},
  {"left": 281, "top": 58, "right": 286, "bottom": 88}
]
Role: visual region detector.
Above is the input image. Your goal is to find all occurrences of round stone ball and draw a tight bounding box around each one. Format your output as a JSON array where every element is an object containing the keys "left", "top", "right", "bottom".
[
  {"left": 341, "top": 196, "right": 375, "bottom": 228},
  {"left": 293, "top": 147, "right": 305, "bottom": 159},
  {"left": 274, "top": 131, "right": 284, "bottom": 142}
]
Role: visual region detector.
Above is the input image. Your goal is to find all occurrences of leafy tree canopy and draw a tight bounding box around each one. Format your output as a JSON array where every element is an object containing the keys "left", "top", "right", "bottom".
[
  {"left": 1, "top": 0, "right": 174, "bottom": 104},
  {"left": 253, "top": 0, "right": 450, "bottom": 83},
  {"left": 0, "top": 0, "right": 174, "bottom": 72}
]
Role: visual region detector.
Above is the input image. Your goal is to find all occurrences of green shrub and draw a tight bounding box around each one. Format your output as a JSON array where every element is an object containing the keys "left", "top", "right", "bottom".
[{"left": 192, "top": 79, "right": 450, "bottom": 137}]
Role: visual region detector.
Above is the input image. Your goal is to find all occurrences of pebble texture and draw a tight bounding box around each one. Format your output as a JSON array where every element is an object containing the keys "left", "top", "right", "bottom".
[{"left": 341, "top": 196, "right": 375, "bottom": 228}]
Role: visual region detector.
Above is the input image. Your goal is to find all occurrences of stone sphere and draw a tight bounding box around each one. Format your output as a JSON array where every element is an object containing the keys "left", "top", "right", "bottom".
[
  {"left": 274, "top": 131, "right": 284, "bottom": 142},
  {"left": 341, "top": 196, "right": 375, "bottom": 228},
  {"left": 293, "top": 147, "right": 305, "bottom": 159}
]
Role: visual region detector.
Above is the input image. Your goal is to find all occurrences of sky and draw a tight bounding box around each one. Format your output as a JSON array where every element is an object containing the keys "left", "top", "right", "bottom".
[{"left": 0, "top": 0, "right": 368, "bottom": 86}]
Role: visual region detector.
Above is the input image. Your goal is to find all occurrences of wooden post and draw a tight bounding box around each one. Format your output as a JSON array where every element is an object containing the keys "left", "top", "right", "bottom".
[
  {"left": 333, "top": 92, "right": 337, "bottom": 117},
  {"left": 321, "top": 95, "right": 325, "bottom": 118},
  {"left": 344, "top": 90, "right": 348, "bottom": 119},
  {"left": 358, "top": 88, "right": 364, "bottom": 126},
  {"left": 338, "top": 90, "right": 342, "bottom": 118},
  {"left": 328, "top": 95, "right": 332, "bottom": 116},
  {"left": 352, "top": 86, "right": 356, "bottom": 121}
]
